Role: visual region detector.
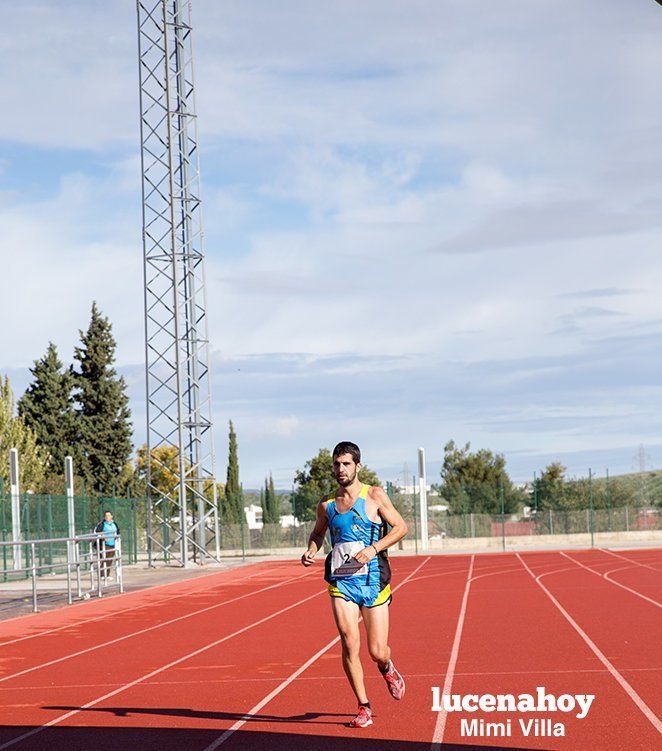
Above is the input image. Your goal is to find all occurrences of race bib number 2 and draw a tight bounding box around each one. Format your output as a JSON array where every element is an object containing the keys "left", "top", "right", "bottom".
[{"left": 331, "top": 541, "right": 368, "bottom": 578}]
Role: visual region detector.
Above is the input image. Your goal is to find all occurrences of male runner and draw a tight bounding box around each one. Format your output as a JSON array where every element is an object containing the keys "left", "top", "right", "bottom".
[{"left": 301, "top": 441, "right": 408, "bottom": 729}]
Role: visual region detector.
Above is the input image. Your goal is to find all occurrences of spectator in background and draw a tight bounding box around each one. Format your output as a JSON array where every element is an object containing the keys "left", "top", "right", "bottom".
[{"left": 95, "top": 510, "right": 120, "bottom": 581}]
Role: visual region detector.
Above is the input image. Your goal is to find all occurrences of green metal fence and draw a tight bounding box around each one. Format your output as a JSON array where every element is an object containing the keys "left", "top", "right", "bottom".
[
  {"left": 0, "top": 493, "right": 142, "bottom": 578},
  {"left": 216, "top": 520, "right": 318, "bottom": 558},
  {"left": 426, "top": 506, "right": 662, "bottom": 540},
  {"left": 2, "top": 492, "right": 659, "bottom": 567},
  {"left": 205, "top": 504, "right": 660, "bottom": 557}
]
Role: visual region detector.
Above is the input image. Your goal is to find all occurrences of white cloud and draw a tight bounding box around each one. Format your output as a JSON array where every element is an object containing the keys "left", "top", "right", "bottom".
[
  {"left": 4, "top": 0, "right": 662, "bottom": 485},
  {"left": 0, "top": 171, "right": 142, "bottom": 367}
]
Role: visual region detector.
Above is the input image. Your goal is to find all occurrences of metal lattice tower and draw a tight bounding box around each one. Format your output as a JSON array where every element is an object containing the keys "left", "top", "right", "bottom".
[{"left": 137, "top": 0, "right": 220, "bottom": 566}]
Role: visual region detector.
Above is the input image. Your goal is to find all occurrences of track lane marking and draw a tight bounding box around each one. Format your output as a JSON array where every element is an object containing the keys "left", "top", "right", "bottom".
[
  {"left": 430, "top": 555, "right": 476, "bottom": 749},
  {"left": 0, "top": 580, "right": 329, "bottom": 750},
  {"left": 516, "top": 552, "right": 662, "bottom": 737},
  {"left": 0, "top": 558, "right": 282, "bottom": 631},
  {"left": 602, "top": 548, "right": 662, "bottom": 573},
  {"left": 0, "top": 564, "right": 275, "bottom": 647},
  {"left": 560, "top": 552, "right": 662, "bottom": 609},
  {"left": 201, "top": 556, "right": 433, "bottom": 751},
  {"left": 0, "top": 569, "right": 316, "bottom": 684},
  {"left": 6, "top": 666, "right": 662, "bottom": 695}
]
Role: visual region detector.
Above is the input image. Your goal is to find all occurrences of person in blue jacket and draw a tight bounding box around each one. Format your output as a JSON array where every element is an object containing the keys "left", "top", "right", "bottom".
[{"left": 95, "top": 510, "right": 120, "bottom": 580}]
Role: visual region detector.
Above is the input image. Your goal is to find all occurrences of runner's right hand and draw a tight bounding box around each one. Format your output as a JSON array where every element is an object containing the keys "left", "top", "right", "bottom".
[{"left": 301, "top": 549, "right": 316, "bottom": 566}]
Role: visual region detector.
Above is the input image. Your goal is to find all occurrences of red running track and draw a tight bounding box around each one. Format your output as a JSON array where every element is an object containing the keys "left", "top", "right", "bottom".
[{"left": 0, "top": 550, "right": 660, "bottom": 751}]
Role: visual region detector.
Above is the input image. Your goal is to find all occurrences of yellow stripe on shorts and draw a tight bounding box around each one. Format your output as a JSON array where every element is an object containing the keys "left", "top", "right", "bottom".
[{"left": 370, "top": 583, "right": 391, "bottom": 607}]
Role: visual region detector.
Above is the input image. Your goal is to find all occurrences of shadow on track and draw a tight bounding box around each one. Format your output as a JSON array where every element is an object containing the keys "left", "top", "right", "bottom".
[
  {"left": 44, "top": 704, "right": 346, "bottom": 725},
  {"left": 0, "top": 725, "right": 556, "bottom": 751}
]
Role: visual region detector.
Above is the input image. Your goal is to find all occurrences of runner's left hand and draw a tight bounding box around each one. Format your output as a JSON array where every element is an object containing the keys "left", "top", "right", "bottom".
[{"left": 354, "top": 546, "right": 376, "bottom": 564}]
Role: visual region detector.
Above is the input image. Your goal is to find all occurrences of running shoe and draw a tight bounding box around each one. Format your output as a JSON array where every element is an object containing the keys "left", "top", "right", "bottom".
[
  {"left": 383, "top": 661, "right": 406, "bottom": 700},
  {"left": 349, "top": 705, "right": 373, "bottom": 728}
]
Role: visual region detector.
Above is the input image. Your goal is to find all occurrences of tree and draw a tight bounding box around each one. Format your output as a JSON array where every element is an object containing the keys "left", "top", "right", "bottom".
[
  {"left": 0, "top": 376, "right": 47, "bottom": 492},
  {"left": 291, "top": 448, "right": 381, "bottom": 521},
  {"left": 268, "top": 473, "right": 278, "bottom": 523},
  {"left": 221, "top": 420, "right": 243, "bottom": 523},
  {"left": 262, "top": 473, "right": 279, "bottom": 524},
  {"left": 531, "top": 462, "right": 567, "bottom": 511},
  {"left": 18, "top": 342, "right": 75, "bottom": 476},
  {"left": 259, "top": 485, "right": 266, "bottom": 522},
  {"left": 437, "top": 440, "right": 523, "bottom": 515},
  {"left": 72, "top": 302, "right": 133, "bottom": 494},
  {"left": 135, "top": 444, "right": 181, "bottom": 501}
]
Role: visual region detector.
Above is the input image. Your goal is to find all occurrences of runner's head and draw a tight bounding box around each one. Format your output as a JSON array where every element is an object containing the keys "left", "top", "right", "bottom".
[
  {"left": 332, "top": 441, "right": 362, "bottom": 487},
  {"left": 104, "top": 510, "right": 113, "bottom": 522}
]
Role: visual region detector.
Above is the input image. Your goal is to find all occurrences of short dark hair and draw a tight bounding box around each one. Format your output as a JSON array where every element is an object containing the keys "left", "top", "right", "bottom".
[
  {"left": 332, "top": 441, "right": 361, "bottom": 464},
  {"left": 104, "top": 510, "right": 113, "bottom": 516}
]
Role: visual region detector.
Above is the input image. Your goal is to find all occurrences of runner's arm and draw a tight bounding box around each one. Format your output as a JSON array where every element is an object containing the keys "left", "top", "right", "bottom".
[
  {"left": 355, "top": 487, "right": 407, "bottom": 564},
  {"left": 301, "top": 500, "right": 328, "bottom": 566}
]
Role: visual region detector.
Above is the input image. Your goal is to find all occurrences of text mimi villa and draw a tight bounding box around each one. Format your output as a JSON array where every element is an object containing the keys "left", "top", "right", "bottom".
[{"left": 431, "top": 686, "right": 595, "bottom": 738}]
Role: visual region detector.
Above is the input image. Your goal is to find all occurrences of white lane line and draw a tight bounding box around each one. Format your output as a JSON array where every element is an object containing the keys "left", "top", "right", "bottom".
[
  {"left": 0, "top": 570, "right": 315, "bottom": 684},
  {"left": 0, "top": 584, "right": 327, "bottom": 750},
  {"left": 202, "top": 556, "right": 433, "bottom": 751},
  {"left": 430, "top": 555, "right": 475, "bottom": 750},
  {"left": 0, "top": 565, "right": 272, "bottom": 648},
  {"left": 602, "top": 548, "right": 662, "bottom": 573},
  {"left": 560, "top": 552, "right": 662, "bottom": 609},
  {"left": 6, "top": 666, "right": 662, "bottom": 695},
  {"left": 398, "top": 565, "right": 476, "bottom": 585},
  {"left": 0, "top": 558, "right": 278, "bottom": 632},
  {"left": 516, "top": 552, "right": 662, "bottom": 737}
]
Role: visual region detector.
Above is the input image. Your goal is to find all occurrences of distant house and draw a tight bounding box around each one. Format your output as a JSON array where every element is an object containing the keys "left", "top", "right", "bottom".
[
  {"left": 243, "top": 505, "right": 302, "bottom": 530},
  {"left": 243, "top": 504, "right": 263, "bottom": 530},
  {"left": 396, "top": 484, "right": 439, "bottom": 496},
  {"left": 279, "top": 514, "right": 302, "bottom": 528}
]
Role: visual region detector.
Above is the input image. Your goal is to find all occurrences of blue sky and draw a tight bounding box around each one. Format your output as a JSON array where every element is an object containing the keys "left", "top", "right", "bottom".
[{"left": 3, "top": 1, "right": 662, "bottom": 488}]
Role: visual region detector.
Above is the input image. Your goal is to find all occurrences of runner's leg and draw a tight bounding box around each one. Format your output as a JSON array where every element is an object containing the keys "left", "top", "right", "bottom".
[
  {"left": 330, "top": 596, "right": 369, "bottom": 704},
  {"left": 361, "top": 599, "right": 391, "bottom": 670},
  {"left": 363, "top": 597, "right": 406, "bottom": 699}
]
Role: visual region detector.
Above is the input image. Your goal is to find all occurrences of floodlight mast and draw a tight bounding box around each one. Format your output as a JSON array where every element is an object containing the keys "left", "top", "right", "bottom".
[{"left": 137, "top": 0, "right": 220, "bottom": 566}]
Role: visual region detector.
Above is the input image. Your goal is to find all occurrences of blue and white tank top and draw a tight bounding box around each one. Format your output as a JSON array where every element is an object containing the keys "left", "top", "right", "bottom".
[{"left": 323, "top": 484, "right": 390, "bottom": 587}]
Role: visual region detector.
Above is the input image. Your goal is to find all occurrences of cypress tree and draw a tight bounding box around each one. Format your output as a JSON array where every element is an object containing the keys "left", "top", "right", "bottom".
[
  {"left": 18, "top": 342, "right": 75, "bottom": 475},
  {"left": 223, "top": 420, "right": 242, "bottom": 523},
  {"left": 72, "top": 302, "right": 133, "bottom": 495},
  {"left": 264, "top": 472, "right": 279, "bottom": 524},
  {"left": 260, "top": 483, "right": 267, "bottom": 523},
  {"left": 269, "top": 473, "right": 277, "bottom": 520}
]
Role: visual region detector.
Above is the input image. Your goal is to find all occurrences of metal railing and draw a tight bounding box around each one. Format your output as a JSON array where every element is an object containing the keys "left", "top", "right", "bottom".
[{"left": 0, "top": 533, "right": 123, "bottom": 612}]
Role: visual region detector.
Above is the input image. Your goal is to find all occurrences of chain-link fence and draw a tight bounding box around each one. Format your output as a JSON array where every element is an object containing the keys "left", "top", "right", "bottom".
[
  {"left": 2, "top": 489, "right": 660, "bottom": 568},
  {"left": 425, "top": 506, "right": 661, "bottom": 539},
  {"left": 209, "top": 501, "right": 661, "bottom": 556},
  {"left": 216, "top": 520, "right": 318, "bottom": 556},
  {"left": 0, "top": 492, "right": 141, "bottom": 579}
]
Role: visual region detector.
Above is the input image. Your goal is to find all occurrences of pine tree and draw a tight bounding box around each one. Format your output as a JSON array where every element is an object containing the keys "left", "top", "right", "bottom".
[
  {"left": 73, "top": 303, "right": 133, "bottom": 495},
  {"left": 18, "top": 342, "right": 75, "bottom": 476},
  {"left": 222, "top": 420, "right": 242, "bottom": 523}
]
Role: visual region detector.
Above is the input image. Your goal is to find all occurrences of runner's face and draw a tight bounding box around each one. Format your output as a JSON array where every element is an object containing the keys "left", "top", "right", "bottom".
[{"left": 332, "top": 454, "right": 360, "bottom": 487}]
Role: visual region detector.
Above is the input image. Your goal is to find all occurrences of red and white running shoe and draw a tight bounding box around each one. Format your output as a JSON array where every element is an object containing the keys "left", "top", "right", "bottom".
[
  {"left": 383, "top": 661, "right": 406, "bottom": 700},
  {"left": 349, "top": 705, "right": 373, "bottom": 728}
]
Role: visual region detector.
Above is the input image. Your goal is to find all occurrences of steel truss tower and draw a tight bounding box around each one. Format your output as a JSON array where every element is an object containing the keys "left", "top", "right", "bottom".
[{"left": 137, "top": 0, "right": 220, "bottom": 566}]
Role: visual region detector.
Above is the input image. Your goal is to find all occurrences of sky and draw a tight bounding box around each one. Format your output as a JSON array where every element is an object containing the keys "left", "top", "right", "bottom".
[{"left": 2, "top": 0, "right": 662, "bottom": 488}]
